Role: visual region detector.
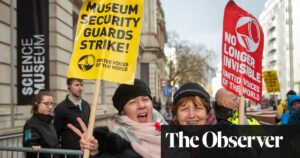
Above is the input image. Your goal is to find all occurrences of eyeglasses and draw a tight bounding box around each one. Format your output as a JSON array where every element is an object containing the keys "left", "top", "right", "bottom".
[{"left": 40, "top": 102, "right": 55, "bottom": 107}]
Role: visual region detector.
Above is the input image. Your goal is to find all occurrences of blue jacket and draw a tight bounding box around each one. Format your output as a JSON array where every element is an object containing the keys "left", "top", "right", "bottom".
[{"left": 281, "top": 95, "right": 300, "bottom": 125}]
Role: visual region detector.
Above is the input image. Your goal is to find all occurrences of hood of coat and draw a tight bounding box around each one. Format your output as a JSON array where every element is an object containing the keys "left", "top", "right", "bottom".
[{"left": 288, "top": 95, "right": 300, "bottom": 112}]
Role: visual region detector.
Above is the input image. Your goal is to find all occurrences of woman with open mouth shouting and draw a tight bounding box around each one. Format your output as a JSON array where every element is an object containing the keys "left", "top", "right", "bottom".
[{"left": 68, "top": 79, "right": 167, "bottom": 158}]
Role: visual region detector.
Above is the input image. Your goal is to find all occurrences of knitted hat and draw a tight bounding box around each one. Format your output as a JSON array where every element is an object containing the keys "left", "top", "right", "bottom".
[
  {"left": 112, "top": 79, "right": 152, "bottom": 113},
  {"left": 173, "top": 82, "right": 210, "bottom": 106}
]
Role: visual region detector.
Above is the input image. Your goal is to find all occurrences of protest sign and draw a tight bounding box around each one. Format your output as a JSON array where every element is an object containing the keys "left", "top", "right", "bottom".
[
  {"left": 68, "top": 0, "right": 144, "bottom": 84},
  {"left": 263, "top": 70, "right": 281, "bottom": 93},
  {"left": 222, "top": 1, "right": 264, "bottom": 104},
  {"left": 67, "top": 1, "right": 144, "bottom": 157}
]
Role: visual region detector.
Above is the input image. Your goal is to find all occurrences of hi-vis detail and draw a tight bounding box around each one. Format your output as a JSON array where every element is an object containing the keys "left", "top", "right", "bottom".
[{"left": 68, "top": 0, "right": 144, "bottom": 84}]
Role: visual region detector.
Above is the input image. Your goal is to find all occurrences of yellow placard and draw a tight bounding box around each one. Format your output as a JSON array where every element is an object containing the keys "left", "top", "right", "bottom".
[
  {"left": 262, "top": 70, "right": 281, "bottom": 93},
  {"left": 67, "top": 0, "right": 144, "bottom": 84}
]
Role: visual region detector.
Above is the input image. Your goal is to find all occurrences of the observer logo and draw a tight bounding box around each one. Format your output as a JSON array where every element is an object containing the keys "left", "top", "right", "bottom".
[
  {"left": 166, "top": 131, "right": 283, "bottom": 148},
  {"left": 235, "top": 16, "right": 260, "bottom": 52},
  {"left": 78, "top": 54, "right": 95, "bottom": 71}
]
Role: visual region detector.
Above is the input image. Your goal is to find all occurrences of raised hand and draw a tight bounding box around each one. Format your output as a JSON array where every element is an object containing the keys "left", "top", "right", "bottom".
[{"left": 67, "top": 117, "right": 99, "bottom": 156}]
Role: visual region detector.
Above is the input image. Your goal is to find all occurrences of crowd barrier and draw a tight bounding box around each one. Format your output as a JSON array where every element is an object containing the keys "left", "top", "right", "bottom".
[{"left": 0, "top": 146, "right": 82, "bottom": 158}]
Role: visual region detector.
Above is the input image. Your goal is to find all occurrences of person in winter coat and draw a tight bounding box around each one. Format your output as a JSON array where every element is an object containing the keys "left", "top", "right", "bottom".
[
  {"left": 214, "top": 88, "right": 239, "bottom": 125},
  {"left": 214, "top": 88, "right": 260, "bottom": 125},
  {"left": 281, "top": 95, "right": 300, "bottom": 125},
  {"left": 68, "top": 79, "right": 167, "bottom": 158},
  {"left": 287, "top": 101, "right": 300, "bottom": 125},
  {"left": 276, "top": 90, "right": 296, "bottom": 124},
  {"left": 53, "top": 78, "right": 90, "bottom": 154},
  {"left": 171, "top": 82, "right": 217, "bottom": 125},
  {"left": 160, "top": 83, "right": 216, "bottom": 158},
  {"left": 23, "top": 90, "right": 59, "bottom": 158}
]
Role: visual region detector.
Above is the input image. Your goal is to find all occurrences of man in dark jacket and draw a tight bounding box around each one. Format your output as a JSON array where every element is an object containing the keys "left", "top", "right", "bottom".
[
  {"left": 54, "top": 78, "right": 90, "bottom": 155},
  {"left": 214, "top": 88, "right": 239, "bottom": 125}
]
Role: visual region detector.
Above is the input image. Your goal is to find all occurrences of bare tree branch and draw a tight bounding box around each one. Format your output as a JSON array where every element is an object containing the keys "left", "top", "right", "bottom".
[{"left": 166, "top": 31, "right": 217, "bottom": 88}]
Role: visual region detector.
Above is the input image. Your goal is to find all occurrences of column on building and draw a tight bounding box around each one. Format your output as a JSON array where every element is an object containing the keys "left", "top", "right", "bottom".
[
  {"left": 0, "top": 0, "right": 18, "bottom": 128},
  {"left": 139, "top": 0, "right": 167, "bottom": 105}
]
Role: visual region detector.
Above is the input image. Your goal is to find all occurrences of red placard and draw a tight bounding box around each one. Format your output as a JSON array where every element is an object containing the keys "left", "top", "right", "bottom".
[{"left": 222, "top": 1, "right": 264, "bottom": 103}]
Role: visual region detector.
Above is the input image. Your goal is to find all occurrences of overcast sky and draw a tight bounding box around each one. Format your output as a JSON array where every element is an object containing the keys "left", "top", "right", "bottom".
[
  {"left": 162, "top": 0, "right": 266, "bottom": 52},
  {"left": 161, "top": 0, "right": 267, "bottom": 94}
]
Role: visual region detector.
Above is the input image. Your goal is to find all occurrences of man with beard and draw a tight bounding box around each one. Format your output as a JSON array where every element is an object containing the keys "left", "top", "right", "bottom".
[{"left": 54, "top": 78, "right": 90, "bottom": 157}]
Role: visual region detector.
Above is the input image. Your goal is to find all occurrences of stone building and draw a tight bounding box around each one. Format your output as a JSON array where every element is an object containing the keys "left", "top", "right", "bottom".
[
  {"left": 259, "top": 0, "right": 300, "bottom": 98},
  {"left": 0, "top": 0, "right": 167, "bottom": 144}
]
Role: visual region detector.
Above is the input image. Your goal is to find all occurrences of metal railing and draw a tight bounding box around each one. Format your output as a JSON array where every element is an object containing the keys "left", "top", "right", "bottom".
[
  {"left": 0, "top": 146, "right": 82, "bottom": 158},
  {"left": 0, "top": 132, "right": 23, "bottom": 144},
  {"left": 0, "top": 133, "right": 83, "bottom": 158}
]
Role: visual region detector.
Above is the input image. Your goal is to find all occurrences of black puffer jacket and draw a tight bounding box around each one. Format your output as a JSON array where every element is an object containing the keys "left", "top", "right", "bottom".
[
  {"left": 23, "top": 113, "right": 59, "bottom": 158},
  {"left": 93, "top": 127, "right": 142, "bottom": 158}
]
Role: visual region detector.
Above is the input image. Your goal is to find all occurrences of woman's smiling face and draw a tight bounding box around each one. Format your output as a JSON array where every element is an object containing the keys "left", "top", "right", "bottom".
[{"left": 176, "top": 96, "right": 208, "bottom": 125}]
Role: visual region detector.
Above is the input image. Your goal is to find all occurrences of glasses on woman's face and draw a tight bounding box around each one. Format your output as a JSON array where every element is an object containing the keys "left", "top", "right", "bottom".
[{"left": 40, "top": 102, "right": 55, "bottom": 107}]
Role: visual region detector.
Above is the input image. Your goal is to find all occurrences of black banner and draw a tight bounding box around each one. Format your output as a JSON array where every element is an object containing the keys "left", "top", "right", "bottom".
[{"left": 17, "top": 0, "right": 49, "bottom": 105}]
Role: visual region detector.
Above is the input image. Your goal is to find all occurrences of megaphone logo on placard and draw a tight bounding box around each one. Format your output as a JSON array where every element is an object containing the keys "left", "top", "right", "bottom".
[
  {"left": 78, "top": 54, "right": 95, "bottom": 72},
  {"left": 235, "top": 17, "right": 260, "bottom": 52}
]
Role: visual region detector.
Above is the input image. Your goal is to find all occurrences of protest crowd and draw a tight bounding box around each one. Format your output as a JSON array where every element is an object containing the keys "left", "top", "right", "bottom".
[
  {"left": 1, "top": 0, "right": 298, "bottom": 157},
  {"left": 21, "top": 77, "right": 300, "bottom": 158}
]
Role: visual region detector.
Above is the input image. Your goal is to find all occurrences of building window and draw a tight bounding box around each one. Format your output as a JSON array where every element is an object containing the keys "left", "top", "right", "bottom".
[
  {"left": 268, "top": 49, "right": 276, "bottom": 56},
  {"left": 271, "top": 16, "right": 275, "bottom": 21},
  {"left": 270, "top": 60, "right": 277, "bottom": 67},
  {"left": 141, "top": 63, "right": 149, "bottom": 86}
]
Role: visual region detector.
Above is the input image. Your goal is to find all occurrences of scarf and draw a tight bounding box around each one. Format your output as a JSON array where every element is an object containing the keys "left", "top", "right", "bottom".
[
  {"left": 205, "top": 113, "right": 218, "bottom": 125},
  {"left": 108, "top": 109, "right": 167, "bottom": 158}
]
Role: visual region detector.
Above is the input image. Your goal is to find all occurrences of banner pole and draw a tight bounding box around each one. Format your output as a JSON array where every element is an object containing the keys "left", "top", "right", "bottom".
[
  {"left": 83, "top": 78, "right": 101, "bottom": 158},
  {"left": 238, "top": 96, "right": 245, "bottom": 125},
  {"left": 273, "top": 93, "right": 278, "bottom": 107}
]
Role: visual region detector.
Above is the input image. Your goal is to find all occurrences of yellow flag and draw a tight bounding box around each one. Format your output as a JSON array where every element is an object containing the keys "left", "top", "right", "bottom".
[
  {"left": 68, "top": 0, "right": 144, "bottom": 84},
  {"left": 262, "top": 70, "right": 281, "bottom": 93}
]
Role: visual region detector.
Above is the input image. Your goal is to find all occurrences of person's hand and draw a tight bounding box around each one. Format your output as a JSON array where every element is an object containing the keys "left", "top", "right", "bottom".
[
  {"left": 32, "top": 145, "right": 41, "bottom": 152},
  {"left": 276, "top": 112, "right": 282, "bottom": 120},
  {"left": 67, "top": 117, "right": 99, "bottom": 156}
]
